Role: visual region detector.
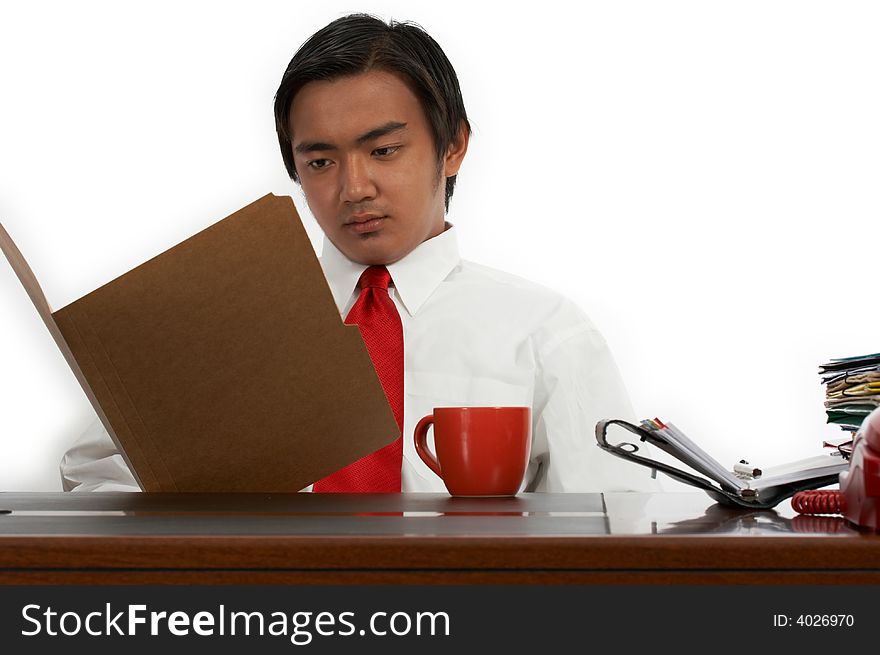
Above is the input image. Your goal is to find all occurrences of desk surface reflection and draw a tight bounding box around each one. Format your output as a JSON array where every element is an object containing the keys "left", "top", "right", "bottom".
[{"left": 0, "top": 492, "right": 873, "bottom": 584}]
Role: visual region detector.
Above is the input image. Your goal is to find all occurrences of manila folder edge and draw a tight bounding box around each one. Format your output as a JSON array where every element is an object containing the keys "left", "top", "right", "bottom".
[{"left": 0, "top": 193, "right": 399, "bottom": 491}]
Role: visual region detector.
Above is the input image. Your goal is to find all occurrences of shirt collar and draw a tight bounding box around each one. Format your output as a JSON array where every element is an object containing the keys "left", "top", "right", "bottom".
[{"left": 320, "top": 223, "right": 461, "bottom": 317}]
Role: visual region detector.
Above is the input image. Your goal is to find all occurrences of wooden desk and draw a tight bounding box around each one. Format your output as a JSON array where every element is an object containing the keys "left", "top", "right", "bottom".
[{"left": 1, "top": 492, "right": 877, "bottom": 584}]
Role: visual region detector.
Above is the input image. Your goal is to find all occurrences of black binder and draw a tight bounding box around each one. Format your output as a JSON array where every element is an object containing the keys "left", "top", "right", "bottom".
[{"left": 595, "top": 418, "right": 844, "bottom": 510}]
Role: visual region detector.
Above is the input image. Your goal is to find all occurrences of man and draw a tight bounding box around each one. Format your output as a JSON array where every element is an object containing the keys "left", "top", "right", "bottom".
[{"left": 61, "top": 14, "right": 656, "bottom": 493}]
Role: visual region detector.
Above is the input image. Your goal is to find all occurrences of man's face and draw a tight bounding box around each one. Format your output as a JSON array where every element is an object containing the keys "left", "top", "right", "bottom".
[{"left": 289, "top": 69, "right": 465, "bottom": 265}]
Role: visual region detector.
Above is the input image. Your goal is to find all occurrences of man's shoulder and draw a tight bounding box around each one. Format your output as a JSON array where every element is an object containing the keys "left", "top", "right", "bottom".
[
  {"left": 452, "top": 259, "right": 597, "bottom": 332},
  {"left": 455, "top": 259, "right": 562, "bottom": 296}
]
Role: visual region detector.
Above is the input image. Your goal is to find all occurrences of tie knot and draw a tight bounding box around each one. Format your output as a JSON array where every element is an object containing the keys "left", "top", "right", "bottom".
[{"left": 358, "top": 265, "right": 392, "bottom": 291}]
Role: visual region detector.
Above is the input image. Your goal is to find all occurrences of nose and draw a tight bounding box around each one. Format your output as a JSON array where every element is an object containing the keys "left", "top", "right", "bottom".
[{"left": 339, "top": 154, "right": 377, "bottom": 203}]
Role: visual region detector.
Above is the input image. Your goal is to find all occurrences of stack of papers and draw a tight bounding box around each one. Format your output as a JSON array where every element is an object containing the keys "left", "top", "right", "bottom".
[{"left": 819, "top": 353, "right": 880, "bottom": 432}]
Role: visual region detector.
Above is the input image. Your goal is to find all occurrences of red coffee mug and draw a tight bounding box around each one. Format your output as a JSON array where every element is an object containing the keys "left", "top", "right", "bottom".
[{"left": 413, "top": 406, "right": 531, "bottom": 497}]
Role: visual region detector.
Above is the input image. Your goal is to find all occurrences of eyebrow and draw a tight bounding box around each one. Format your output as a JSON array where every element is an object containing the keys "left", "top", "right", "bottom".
[{"left": 293, "top": 121, "right": 408, "bottom": 155}]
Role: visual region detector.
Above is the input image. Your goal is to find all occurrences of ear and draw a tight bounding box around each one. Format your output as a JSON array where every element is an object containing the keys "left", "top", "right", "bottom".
[{"left": 442, "top": 120, "right": 470, "bottom": 177}]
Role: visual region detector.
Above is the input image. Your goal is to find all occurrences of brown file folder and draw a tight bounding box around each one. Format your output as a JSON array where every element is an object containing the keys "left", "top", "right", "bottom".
[{"left": 0, "top": 194, "right": 399, "bottom": 491}]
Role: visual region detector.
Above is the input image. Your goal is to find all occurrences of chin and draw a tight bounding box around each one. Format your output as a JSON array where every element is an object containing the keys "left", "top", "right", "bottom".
[
  {"left": 344, "top": 236, "right": 405, "bottom": 266},
  {"left": 344, "top": 245, "right": 397, "bottom": 266}
]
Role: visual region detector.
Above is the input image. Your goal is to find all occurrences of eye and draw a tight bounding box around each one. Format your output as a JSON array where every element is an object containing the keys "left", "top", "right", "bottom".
[
  {"left": 373, "top": 145, "right": 400, "bottom": 158},
  {"left": 306, "top": 158, "right": 332, "bottom": 170}
]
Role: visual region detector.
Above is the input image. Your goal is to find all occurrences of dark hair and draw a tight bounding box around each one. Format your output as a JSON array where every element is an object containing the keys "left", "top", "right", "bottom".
[{"left": 273, "top": 14, "right": 471, "bottom": 211}]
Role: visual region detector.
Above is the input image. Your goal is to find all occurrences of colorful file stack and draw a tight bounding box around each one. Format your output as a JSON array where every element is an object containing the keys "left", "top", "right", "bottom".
[{"left": 819, "top": 353, "right": 880, "bottom": 432}]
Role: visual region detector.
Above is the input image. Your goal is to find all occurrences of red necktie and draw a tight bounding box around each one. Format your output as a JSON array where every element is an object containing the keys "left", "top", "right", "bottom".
[{"left": 312, "top": 266, "right": 403, "bottom": 492}]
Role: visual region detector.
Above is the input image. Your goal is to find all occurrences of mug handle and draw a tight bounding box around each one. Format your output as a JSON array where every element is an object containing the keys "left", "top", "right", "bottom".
[{"left": 413, "top": 414, "right": 442, "bottom": 478}]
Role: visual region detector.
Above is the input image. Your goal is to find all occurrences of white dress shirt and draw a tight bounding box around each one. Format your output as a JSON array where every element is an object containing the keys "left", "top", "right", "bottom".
[{"left": 60, "top": 224, "right": 657, "bottom": 493}]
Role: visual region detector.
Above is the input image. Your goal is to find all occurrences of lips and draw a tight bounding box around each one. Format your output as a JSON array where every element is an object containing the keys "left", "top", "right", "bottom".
[{"left": 345, "top": 214, "right": 387, "bottom": 234}]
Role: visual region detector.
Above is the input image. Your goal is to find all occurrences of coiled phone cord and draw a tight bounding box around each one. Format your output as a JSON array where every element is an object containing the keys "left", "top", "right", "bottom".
[
  {"left": 791, "top": 490, "right": 844, "bottom": 515},
  {"left": 790, "top": 491, "right": 852, "bottom": 533}
]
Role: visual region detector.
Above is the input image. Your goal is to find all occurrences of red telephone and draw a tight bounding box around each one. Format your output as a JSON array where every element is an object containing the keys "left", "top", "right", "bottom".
[{"left": 792, "top": 405, "right": 880, "bottom": 529}]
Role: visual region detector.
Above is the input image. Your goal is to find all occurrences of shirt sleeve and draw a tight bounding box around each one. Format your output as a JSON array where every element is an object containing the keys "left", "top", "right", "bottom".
[
  {"left": 59, "top": 417, "right": 140, "bottom": 492},
  {"left": 529, "top": 301, "right": 661, "bottom": 492}
]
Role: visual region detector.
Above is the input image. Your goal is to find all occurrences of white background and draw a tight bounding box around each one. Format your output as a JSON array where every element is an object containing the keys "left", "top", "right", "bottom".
[{"left": 1, "top": 1, "right": 877, "bottom": 490}]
